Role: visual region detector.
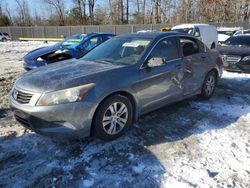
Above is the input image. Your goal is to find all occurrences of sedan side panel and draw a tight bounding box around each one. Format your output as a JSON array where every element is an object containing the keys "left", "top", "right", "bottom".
[{"left": 134, "top": 59, "right": 184, "bottom": 114}]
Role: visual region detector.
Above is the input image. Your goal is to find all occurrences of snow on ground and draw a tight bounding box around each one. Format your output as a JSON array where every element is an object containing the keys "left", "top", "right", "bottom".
[{"left": 0, "top": 41, "right": 250, "bottom": 187}]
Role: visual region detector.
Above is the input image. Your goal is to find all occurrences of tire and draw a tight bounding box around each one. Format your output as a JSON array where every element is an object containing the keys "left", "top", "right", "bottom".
[
  {"left": 198, "top": 71, "right": 217, "bottom": 100},
  {"left": 1, "top": 38, "right": 7, "bottom": 42},
  {"left": 211, "top": 43, "right": 216, "bottom": 49},
  {"left": 93, "top": 95, "right": 133, "bottom": 141}
]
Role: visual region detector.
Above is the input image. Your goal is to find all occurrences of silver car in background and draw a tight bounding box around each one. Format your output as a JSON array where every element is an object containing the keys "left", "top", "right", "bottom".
[
  {"left": 0, "top": 32, "right": 11, "bottom": 42},
  {"left": 9, "top": 32, "right": 223, "bottom": 140}
]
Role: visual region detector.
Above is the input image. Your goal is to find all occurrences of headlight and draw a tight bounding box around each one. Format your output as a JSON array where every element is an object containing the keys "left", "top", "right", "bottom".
[
  {"left": 242, "top": 56, "right": 250, "bottom": 61},
  {"left": 220, "top": 55, "right": 227, "bottom": 63},
  {"left": 36, "top": 83, "right": 95, "bottom": 106}
]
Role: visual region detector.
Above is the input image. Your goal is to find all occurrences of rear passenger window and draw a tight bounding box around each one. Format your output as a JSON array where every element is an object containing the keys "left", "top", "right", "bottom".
[
  {"left": 180, "top": 38, "right": 199, "bottom": 57},
  {"left": 150, "top": 38, "right": 179, "bottom": 61},
  {"left": 197, "top": 40, "right": 206, "bottom": 53}
]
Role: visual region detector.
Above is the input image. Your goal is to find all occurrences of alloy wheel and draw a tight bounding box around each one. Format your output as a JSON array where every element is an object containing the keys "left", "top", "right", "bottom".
[
  {"left": 102, "top": 102, "right": 128, "bottom": 135},
  {"left": 205, "top": 75, "right": 215, "bottom": 96}
]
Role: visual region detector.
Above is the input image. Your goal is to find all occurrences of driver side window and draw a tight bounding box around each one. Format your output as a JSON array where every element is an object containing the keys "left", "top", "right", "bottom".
[
  {"left": 180, "top": 38, "right": 200, "bottom": 57},
  {"left": 147, "top": 38, "right": 179, "bottom": 67},
  {"left": 84, "top": 37, "right": 102, "bottom": 51}
]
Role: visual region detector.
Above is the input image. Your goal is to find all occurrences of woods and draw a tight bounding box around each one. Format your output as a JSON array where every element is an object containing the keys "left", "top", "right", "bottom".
[{"left": 0, "top": 0, "right": 249, "bottom": 26}]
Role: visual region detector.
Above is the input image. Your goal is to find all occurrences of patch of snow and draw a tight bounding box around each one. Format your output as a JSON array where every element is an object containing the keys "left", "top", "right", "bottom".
[
  {"left": 0, "top": 42, "right": 249, "bottom": 187},
  {"left": 132, "top": 163, "right": 145, "bottom": 174},
  {"left": 82, "top": 178, "right": 94, "bottom": 187}
]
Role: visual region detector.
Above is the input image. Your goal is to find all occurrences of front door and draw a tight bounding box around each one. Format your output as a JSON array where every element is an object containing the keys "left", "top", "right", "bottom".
[{"left": 135, "top": 37, "right": 184, "bottom": 113}]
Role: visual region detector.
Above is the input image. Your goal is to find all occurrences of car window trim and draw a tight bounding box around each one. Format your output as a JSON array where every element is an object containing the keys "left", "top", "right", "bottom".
[
  {"left": 178, "top": 36, "right": 201, "bottom": 57},
  {"left": 140, "top": 35, "right": 182, "bottom": 69}
]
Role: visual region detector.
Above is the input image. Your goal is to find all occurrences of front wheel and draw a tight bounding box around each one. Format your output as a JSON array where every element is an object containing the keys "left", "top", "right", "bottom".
[
  {"left": 93, "top": 95, "right": 133, "bottom": 140},
  {"left": 198, "top": 71, "right": 217, "bottom": 99},
  {"left": 211, "top": 43, "right": 216, "bottom": 49}
]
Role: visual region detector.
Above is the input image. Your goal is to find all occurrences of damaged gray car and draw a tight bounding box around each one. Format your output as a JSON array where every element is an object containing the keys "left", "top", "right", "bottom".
[{"left": 9, "top": 32, "right": 223, "bottom": 140}]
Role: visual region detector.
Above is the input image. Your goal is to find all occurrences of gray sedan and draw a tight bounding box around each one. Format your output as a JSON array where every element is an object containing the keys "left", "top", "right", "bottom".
[{"left": 9, "top": 32, "right": 223, "bottom": 140}]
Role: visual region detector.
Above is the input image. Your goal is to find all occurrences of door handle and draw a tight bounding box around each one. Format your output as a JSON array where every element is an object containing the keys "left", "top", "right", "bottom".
[{"left": 201, "top": 56, "right": 206, "bottom": 60}]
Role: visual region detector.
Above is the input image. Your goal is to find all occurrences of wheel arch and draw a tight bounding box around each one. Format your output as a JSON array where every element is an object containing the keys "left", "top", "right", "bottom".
[
  {"left": 211, "top": 42, "right": 216, "bottom": 49},
  {"left": 209, "top": 68, "right": 219, "bottom": 79},
  {"left": 90, "top": 90, "right": 138, "bottom": 135}
]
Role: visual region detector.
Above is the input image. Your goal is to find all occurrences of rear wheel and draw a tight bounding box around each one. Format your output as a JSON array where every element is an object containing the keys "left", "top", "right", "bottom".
[
  {"left": 198, "top": 71, "right": 217, "bottom": 99},
  {"left": 1, "top": 38, "right": 7, "bottom": 42},
  {"left": 93, "top": 95, "right": 133, "bottom": 140},
  {"left": 211, "top": 43, "right": 216, "bottom": 49}
]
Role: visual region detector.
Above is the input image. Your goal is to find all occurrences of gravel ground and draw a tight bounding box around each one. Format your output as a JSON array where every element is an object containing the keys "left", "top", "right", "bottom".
[{"left": 0, "top": 41, "right": 250, "bottom": 188}]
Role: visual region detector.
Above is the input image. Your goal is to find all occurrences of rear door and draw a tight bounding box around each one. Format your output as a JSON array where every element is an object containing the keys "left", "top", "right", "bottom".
[{"left": 179, "top": 37, "right": 208, "bottom": 95}]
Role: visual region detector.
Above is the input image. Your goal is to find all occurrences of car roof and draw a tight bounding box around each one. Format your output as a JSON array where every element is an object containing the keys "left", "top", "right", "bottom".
[
  {"left": 172, "top": 24, "right": 213, "bottom": 29},
  {"left": 87, "top": 32, "right": 115, "bottom": 36},
  {"left": 118, "top": 31, "right": 189, "bottom": 39},
  {"left": 231, "top": 34, "right": 250, "bottom": 38},
  {"left": 217, "top": 27, "right": 242, "bottom": 31}
]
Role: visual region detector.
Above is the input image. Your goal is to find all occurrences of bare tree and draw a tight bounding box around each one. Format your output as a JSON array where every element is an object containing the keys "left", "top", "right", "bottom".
[
  {"left": 72, "top": 0, "right": 87, "bottom": 24},
  {"left": 88, "top": 0, "right": 96, "bottom": 24},
  {"left": 44, "top": 0, "right": 65, "bottom": 25},
  {"left": 142, "top": 0, "right": 146, "bottom": 23},
  {"left": 4, "top": 3, "right": 13, "bottom": 25},
  {"left": 15, "top": 0, "right": 32, "bottom": 26},
  {"left": 243, "top": 0, "right": 250, "bottom": 29},
  {"left": 152, "top": 0, "right": 160, "bottom": 24},
  {"left": 126, "top": 0, "right": 129, "bottom": 23},
  {"left": 108, "top": 0, "right": 114, "bottom": 24}
]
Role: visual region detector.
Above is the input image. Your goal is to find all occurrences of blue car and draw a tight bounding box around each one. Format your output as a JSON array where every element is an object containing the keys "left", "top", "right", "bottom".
[{"left": 23, "top": 33, "right": 115, "bottom": 71}]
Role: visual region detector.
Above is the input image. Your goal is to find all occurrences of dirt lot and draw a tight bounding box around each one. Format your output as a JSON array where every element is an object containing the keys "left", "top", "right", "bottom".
[{"left": 0, "top": 41, "right": 250, "bottom": 187}]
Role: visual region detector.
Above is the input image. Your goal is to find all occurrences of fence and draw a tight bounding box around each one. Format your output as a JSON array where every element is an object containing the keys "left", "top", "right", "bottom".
[{"left": 0, "top": 22, "right": 245, "bottom": 40}]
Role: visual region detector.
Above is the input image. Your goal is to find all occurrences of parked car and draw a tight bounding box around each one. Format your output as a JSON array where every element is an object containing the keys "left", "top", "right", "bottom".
[
  {"left": 0, "top": 32, "right": 11, "bottom": 41},
  {"left": 218, "top": 35, "right": 250, "bottom": 73},
  {"left": 217, "top": 27, "right": 243, "bottom": 44},
  {"left": 234, "top": 29, "right": 250, "bottom": 36},
  {"left": 217, "top": 27, "right": 242, "bottom": 36},
  {"left": 172, "top": 24, "right": 218, "bottom": 49},
  {"left": 23, "top": 33, "right": 115, "bottom": 71},
  {"left": 9, "top": 32, "right": 223, "bottom": 141},
  {"left": 160, "top": 26, "right": 172, "bottom": 32},
  {"left": 218, "top": 34, "right": 230, "bottom": 44},
  {"left": 137, "top": 30, "right": 157, "bottom": 33}
]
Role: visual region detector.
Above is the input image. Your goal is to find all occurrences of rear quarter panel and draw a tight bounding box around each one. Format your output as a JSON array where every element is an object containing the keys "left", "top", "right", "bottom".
[{"left": 207, "top": 49, "right": 223, "bottom": 77}]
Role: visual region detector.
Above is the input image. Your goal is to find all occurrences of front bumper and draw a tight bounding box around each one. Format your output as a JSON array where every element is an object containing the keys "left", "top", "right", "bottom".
[
  {"left": 9, "top": 94, "right": 96, "bottom": 140},
  {"left": 23, "top": 60, "right": 41, "bottom": 71},
  {"left": 223, "top": 60, "right": 250, "bottom": 73}
]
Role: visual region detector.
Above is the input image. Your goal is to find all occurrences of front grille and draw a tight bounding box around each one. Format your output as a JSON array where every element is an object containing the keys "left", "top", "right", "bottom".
[
  {"left": 226, "top": 55, "right": 241, "bottom": 64},
  {"left": 14, "top": 114, "right": 31, "bottom": 128},
  {"left": 13, "top": 89, "right": 33, "bottom": 104}
]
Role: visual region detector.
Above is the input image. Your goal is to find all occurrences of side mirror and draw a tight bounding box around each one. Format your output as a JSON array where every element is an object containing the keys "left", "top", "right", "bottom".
[
  {"left": 146, "top": 57, "right": 166, "bottom": 68},
  {"left": 194, "top": 32, "right": 200, "bottom": 37}
]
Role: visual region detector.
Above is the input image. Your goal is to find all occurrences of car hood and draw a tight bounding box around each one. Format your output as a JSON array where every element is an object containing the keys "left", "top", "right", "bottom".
[
  {"left": 16, "top": 59, "right": 122, "bottom": 93},
  {"left": 217, "top": 45, "right": 250, "bottom": 56},
  {"left": 23, "top": 45, "right": 63, "bottom": 61}
]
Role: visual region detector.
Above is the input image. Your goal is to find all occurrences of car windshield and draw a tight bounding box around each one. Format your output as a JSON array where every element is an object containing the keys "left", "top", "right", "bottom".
[
  {"left": 218, "top": 31, "right": 235, "bottom": 36},
  {"left": 224, "top": 36, "right": 250, "bottom": 46},
  {"left": 83, "top": 37, "right": 152, "bottom": 65},
  {"left": 57, "top": 34, "right": 87, "bottom": 47}
]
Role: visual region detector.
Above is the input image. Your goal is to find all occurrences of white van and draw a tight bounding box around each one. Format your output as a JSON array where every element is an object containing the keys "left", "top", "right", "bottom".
[{"left": 172, "top": 24, "right": 218, "bottom": 49}]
